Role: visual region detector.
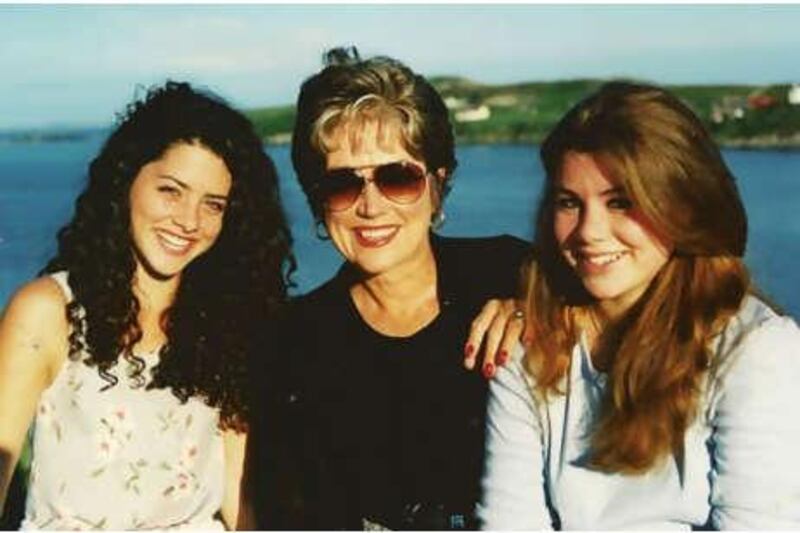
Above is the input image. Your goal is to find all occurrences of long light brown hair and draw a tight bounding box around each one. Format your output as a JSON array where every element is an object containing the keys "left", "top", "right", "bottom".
[{"left": 524, "top": 81, "right": 750, "bottom": 473}]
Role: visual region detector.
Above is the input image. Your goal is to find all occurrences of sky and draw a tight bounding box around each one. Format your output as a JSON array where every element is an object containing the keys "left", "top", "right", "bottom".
[{"left": 1, "top": 4, "right": 800, "bottom": 129}]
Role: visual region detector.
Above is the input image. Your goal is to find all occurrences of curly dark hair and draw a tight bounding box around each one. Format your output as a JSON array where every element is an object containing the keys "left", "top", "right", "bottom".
[
  {"left": 43, "top": 81, "right": 295, "bottom": 430},
  {"left": 292, "top": 46, "right": 457, "bottom": 222}
]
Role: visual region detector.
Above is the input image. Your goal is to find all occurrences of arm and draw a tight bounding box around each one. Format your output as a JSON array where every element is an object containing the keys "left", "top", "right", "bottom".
[
  {"left": 477, "top": 347, "right": 552, "bottom": 530},
  {"left": 0, "top": 278, "right": 66, "bottom": 511},
  {"left": 709, "top": 315, "right": 800, "bottom": 529},
  {"left": 237, "top": 429, "right": 258, "bottom": 530},
  {"left": 220, "top": 428, "right": 247, "bottom": 530}
]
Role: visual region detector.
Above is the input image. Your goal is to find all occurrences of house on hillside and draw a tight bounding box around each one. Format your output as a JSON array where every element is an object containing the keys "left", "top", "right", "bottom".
[
  {"left": 788, "top": 85, "right": 800, "bottom": 105},
  {"left": 485, "top": 94, "right": 518, "bottom": 107},
  {"left": 711, "top": 95, "right": 747, "bottom": 124},
  {"left": 444, "top": 96, "right": 468, "bottom": 110},
  {"left": 455, "top": 105, "right": 491, "bottom": 123},
  {"left": 747, "top": 93, "right": 777, "bottom": 110}
]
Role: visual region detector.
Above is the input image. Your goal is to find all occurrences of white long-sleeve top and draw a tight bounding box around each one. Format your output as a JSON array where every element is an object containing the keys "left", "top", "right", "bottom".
[{"left": 479, "top": 296, "right": 800, "bottom": 530}]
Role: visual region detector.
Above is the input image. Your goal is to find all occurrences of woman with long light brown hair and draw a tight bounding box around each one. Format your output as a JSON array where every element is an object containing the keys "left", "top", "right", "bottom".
[{"left": 479, "top": 81, "right": 800, "bottom": 529}]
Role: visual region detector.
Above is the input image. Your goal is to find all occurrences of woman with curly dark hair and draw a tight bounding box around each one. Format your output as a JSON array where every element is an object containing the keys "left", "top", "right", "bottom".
[{"left": 0, "top": 81, "right": 293, "bottom": 529}]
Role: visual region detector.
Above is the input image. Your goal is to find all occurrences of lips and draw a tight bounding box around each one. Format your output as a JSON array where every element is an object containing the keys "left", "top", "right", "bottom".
[
  {"left": 353, "top": 225, "right": 399, "bottom": 248},
  {"left": 571, "top": 250, "right": 630, "bottom": 274},
  {"left": 155, "top": 229, "right": 196, "bottom": 255}
]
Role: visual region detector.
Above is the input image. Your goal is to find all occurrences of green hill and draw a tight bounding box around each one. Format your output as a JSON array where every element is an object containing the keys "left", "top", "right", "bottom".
[{"left": 246, "top": 78, "right": 800, "bottom": 149}]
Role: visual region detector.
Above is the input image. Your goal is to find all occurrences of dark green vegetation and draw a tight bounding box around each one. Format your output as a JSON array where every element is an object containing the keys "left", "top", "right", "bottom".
[{"left": 246, "top": 78, "right": 800, "bottom": 149}]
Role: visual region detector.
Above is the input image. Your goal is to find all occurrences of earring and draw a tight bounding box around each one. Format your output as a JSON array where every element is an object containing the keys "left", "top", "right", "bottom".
[
  {"left": 315, "top": 220, "right": 330, "bottom": 240},
  {"left": 431, "top": 209, "right": 446, "bottom": 231}
]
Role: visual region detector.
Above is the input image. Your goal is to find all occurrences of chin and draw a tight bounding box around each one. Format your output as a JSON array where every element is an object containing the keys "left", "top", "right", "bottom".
[
  {"left": 136, "top": 248, "right": 192, "bottom": 282},
  {"left": 143, "top": 261, "right": 185, "bottom": 281},
  {"left": 354, "top": 259, "right": 394, "bottom": 277},
  {"left": 581, "top": 281, "right": 627, "bottom": 301},
  {"left": 351, "top": 252, "right": 403, "bottom": 277}
]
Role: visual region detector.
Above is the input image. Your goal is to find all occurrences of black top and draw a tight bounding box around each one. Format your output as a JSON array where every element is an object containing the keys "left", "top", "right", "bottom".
[{"left": 249, "top": 234, "right": 529, "bottom": 530}]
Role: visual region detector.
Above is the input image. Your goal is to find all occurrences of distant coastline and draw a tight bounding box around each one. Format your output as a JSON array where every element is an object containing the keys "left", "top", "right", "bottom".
[
  {"left": 4, "top": 79, "right": 799, "bottom": 150},
  {"left": 0, "top": 128, "right": 105, "bottom": 145},
  {"left": 247, "top": 78, "right": 800, "bottom": 150}
]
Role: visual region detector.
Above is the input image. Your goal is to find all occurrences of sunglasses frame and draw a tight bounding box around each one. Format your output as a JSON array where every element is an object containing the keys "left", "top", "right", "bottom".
[{"left": 314, "top": 160, "right": 430, "bottom": 213}]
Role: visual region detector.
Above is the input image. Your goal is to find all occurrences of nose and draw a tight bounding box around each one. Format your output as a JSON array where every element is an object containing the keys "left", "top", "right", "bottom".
[
  {"left": 354, "top": 176, "right": 386, "bottom": 218},
  {"left": 172, "top": 198, "right": 200, "bottom": 233},
  {"left": 575, "top": 202, "right": 610, "bottom": 243}
]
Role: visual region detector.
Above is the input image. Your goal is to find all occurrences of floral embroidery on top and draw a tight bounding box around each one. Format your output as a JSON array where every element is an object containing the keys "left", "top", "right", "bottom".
[
  {"left": 22, "top": 272, "right": 225, "bottom": 530},
  {"left": 37, "top": 400, "right": 63, "bottom": 442}
]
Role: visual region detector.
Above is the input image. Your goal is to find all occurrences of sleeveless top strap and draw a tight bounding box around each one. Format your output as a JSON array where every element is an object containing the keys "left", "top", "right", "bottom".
[{"left": 49, "top": 271, "right": 74, "bottom": 304}]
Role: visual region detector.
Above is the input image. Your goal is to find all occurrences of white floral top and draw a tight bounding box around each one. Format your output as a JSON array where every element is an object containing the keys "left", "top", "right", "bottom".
[{"left": 21, "top": 272, "right": 225, "bottom": 530}]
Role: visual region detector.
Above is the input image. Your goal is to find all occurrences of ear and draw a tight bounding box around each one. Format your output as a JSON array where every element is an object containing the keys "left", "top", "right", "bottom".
[{"left": 429, "top": 168, "right": 447, "bottom": 204}]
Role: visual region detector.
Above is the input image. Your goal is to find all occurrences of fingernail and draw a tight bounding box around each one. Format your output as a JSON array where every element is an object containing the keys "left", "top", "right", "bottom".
[
  {"left": 464, "top": 344, "right": 474, "bottom": 358},
  {"left": 497, "top": 350, "right": 508, "bottom": 366},
  {"left": 482, "top": 363, "right": 495, "bottom": 379}
]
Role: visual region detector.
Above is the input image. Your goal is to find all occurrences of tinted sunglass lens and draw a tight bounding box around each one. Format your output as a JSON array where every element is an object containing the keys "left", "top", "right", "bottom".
[
  {"left": 320, "top": 170, "right": 363, "bottom": 211},
  {"left": 375, "top": 163, "right": 426, "bottom": 204}
]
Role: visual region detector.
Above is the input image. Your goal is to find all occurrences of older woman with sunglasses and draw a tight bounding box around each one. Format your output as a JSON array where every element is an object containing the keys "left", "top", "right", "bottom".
[{"left": 245, "top": 48, "right": 529, "bottom": 530}]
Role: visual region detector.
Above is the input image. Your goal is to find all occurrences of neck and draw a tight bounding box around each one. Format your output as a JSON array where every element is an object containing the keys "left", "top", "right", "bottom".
[
  {"left": 131, "top": 265, "right": 180, "bottom": 351},
  {"left": 350, "top": 238, "right": 439, "bottom": 336},
  {"left": 581, "top": 302, "right": 635, "bottom": 372},
  {"left": 133, "top": 266, "right": 180, "bottom": 314}
]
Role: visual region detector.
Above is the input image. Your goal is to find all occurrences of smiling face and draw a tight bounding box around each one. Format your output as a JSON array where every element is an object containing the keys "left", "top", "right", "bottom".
[
  {"left": 553, "top": 151, "right": 672, "bottom": 318},
  {"left": 128, "top": 142, "right": 232, "bottom": 283},
  {"left": 322, "top": 121, "right": 439, "bottom": 278}
]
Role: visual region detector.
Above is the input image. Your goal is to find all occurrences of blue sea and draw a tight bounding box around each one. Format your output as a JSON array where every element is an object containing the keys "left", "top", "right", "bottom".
[{"left": 1, "top": 135, "right": 798, "bottom": 318}]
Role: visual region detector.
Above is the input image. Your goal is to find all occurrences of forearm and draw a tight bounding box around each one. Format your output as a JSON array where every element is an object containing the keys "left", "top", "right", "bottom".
[{"left": 221, "top": 429, "right": 247, "bottom": 529}]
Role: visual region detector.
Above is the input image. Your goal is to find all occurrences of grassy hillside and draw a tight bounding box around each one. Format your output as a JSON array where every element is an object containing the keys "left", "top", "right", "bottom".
[{"left": 246, "top": 78, "right": 800, "bottom": 148}]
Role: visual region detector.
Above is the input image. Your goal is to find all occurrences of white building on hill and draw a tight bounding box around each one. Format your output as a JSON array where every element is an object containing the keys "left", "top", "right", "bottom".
[
  {"left": 788, "top": 85, "right": 800, "bottom": 105},
  {"left": 455, "top": 105, "right": 491, "bottom": 123}
]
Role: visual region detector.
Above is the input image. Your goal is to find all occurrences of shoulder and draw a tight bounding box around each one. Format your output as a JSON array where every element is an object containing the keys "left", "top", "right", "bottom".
[
  {"left": 289, "top": 272, "right": 349, "bottom": 322},
  {"left": 270, "top": 274, "right": 351, "bottom": 370},
  {"left": 708, "top": 295, "right": 800, "bottom": 409},
  {"left": 713, "top": 295, "right": 800, "bottom": 369},
  {"left": 434, "top": 233, "right": 530, "bottom": 262},
  {"left": 2, "top": 276, "right": 69, "bottom": 327},
  {"left": 1, "top": 276, "right": 70, "bottom": 380},
  {"left": 434, "top": 233, "right": 531, "bottom": 299}
]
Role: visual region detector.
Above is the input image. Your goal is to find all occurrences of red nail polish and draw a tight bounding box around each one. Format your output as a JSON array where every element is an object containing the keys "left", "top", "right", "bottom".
[
  {"left": 464, "top": 344, "right": 474, "bottom": 358},
  {"left": 497, "top": 350, "right": 508, "bottom": 365},
  {"left": 483, "top": 363, "right": 495, "bottom": 379}
]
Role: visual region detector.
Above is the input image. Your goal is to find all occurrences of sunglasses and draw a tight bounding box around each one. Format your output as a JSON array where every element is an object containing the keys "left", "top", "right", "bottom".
[{"left": 314, "top": 161, "right": 429, "bottom": 212}]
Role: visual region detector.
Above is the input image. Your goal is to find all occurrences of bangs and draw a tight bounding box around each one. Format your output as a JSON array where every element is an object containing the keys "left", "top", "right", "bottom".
[
  {"left": 593, "top": 147, "right": 681, "bottom": 250},
  {"left": 312, "top": 95, "right": 422, "bottom": 161}
]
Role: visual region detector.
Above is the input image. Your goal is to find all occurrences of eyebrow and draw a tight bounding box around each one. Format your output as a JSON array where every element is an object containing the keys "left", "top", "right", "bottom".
[
  {"left": 326, "top": 160, "right": 407, "bottom": 172},
  {"left": 554, "top": 185, "right": 626, "bottom": 196},
  {"left": 157, "top": 174, "right": 229, "bottom": 201}
]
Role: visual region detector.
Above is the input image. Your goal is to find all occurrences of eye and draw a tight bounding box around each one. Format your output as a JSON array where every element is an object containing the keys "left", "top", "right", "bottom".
[
  {"left": 157, "top": 185, "right": 181, "bottom": 199},
  {"left": 554, "top": 194, "right": 580, "bottom": 211},
  {"left": 203, "top": 199, "right": 227, "bottom": 215},
  {"left": 607, "top": 195, "right": 633, "bottom": 210}
]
